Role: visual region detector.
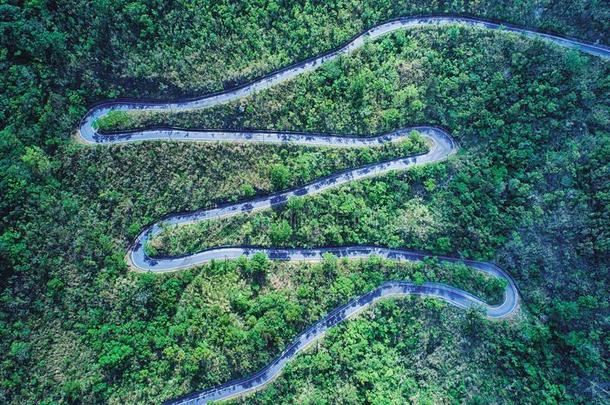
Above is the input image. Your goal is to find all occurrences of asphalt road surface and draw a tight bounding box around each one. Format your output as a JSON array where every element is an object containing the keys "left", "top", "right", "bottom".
[{"left": 77, "top": 16, "right": 609, "bottom": 405}]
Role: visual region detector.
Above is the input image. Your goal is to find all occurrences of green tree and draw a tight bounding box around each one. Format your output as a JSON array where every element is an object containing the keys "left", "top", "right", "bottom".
[
  {"left": 269, "top": 163, "right": 292, "bottom": 190},
  {"left": 269, "top": 219, "right": 292, "bottom": 245}
]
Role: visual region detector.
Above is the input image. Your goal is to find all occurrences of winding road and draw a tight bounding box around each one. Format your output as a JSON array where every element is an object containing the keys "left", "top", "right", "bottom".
[{"left": 77, "top": 16, "right": 609, "bottom": 405}]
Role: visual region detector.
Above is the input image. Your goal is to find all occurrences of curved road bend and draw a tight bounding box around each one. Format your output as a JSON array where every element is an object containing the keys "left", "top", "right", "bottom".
[
  {"left": 75, "top": 16, "right": 610, "bottom": 405},
  {"left": 78, "top": 16, "right": 609, "bottom": 145},
  {"left": 128, "top": 127, "right": 455, "bottom": 272}
]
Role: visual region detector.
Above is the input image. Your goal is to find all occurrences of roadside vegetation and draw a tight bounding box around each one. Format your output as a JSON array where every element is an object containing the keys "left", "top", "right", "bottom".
[{"left": 1, "top": 1, "right": 609, "bottom": 404}]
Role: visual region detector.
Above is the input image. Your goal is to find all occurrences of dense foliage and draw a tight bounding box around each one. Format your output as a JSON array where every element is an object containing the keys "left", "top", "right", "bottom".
[
  {"left": 247, "top": 299, "right": 557, "bottom": 404},
  {"left": 1, "top": 1, "right": 609, "bottom": 404},
  {"left": 143, "top": 28, "right": 609, "bottom": 403}
]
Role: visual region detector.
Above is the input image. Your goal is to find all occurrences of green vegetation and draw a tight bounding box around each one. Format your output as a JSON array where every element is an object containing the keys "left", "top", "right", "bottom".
[
  {"left": 245, "top": 299, "right": 545, "bottom": 404},
  {"left": 93, "top": 111, "right": 139, "bottom": 132},
  {"left": 146, "top": 133, "right": 428, "bottom": 256},
  {"left": 1, "top": 1, "right": 609, "bottom": 404}
]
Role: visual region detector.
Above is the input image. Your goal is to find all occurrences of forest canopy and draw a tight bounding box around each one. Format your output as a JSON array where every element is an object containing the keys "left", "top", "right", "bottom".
[{"left": 1, "top": 1, "right": 609, "bottom": 404}]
